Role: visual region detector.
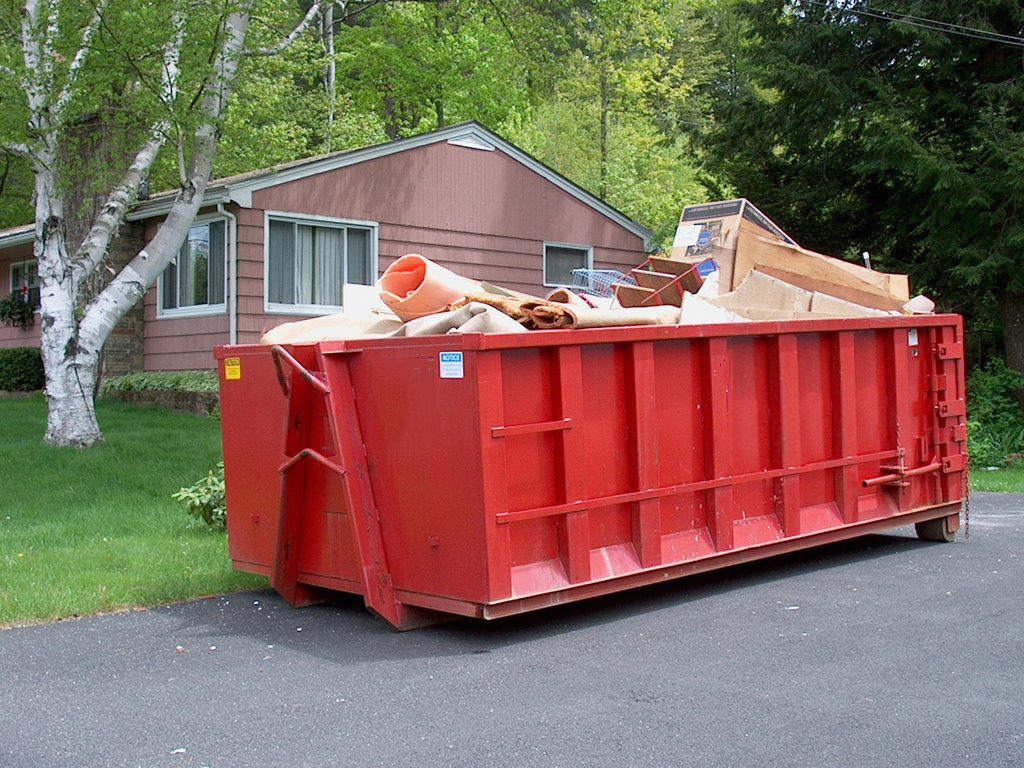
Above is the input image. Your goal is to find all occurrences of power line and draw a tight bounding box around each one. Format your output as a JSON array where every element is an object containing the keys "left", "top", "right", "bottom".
[{"left": 803, "top": 1, "right": 1024, "bottom": 50}]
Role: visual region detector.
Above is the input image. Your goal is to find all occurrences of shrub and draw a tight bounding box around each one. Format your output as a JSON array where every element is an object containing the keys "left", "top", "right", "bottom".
[
  {"left": 0, "top": 347, "right": 45, "bottom": 391},
  {"left": 173, "top": 462, "right": 226, "bottom": 531},
  {"left": 967, "top": 358, "right": 1024, "bottom": 467},
  {"left": 0, "top": 291, "right": 35, "bottom": 329},
  {"left": 101, "top": 370, "right": 218, "bottom": 395}
]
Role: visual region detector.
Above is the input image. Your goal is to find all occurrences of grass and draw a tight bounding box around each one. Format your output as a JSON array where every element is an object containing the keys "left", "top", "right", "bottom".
[
  {"left": 0, "top": 394, "right": 264, "bottom": 627},
  {"left": 969, "top": 464, "right": 1024, "bottom": 493}
]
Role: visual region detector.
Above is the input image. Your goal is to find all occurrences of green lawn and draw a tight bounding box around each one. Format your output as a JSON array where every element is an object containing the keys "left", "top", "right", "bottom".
[
  {"left": 0, "top": 394, "right": 264, "bottom": 627},
  {"left": 969, "top": 464, "right": 1024, "bottom": 493}
]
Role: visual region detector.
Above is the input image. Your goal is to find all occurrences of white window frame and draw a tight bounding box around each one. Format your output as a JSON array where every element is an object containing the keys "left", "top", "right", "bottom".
[
  {"left": 263, "top": 211, "right": 379, "bottom": 316},
  {"left": 156, "top": 214, "right": 229, "bottom": 319},
  {"left": 9, "top": 259, "right": 40, "bottom": 311},
  {"left": 543, "top": 241, "right": 593, "bottom": 288}
]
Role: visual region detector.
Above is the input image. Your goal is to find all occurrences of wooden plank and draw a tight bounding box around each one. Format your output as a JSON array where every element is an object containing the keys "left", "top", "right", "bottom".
[
  {"left": 733, "top": 232, "right": 909, "bottom": 305},
  {"left": 754, "top": 264, "right": 905, "bottom": 312},
  {"left": 631, "top": 270, "right": 685, "bottom": 306},
  {"left": 615, "top": 283, "right": 665, "bottom": 308},
  {"left": 647, "top": 256, "right": 704, "bottom": 294}
]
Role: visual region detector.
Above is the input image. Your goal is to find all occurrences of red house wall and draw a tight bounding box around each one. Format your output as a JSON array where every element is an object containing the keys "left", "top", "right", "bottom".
[{"left": 0, "top": 241, "right": 42, "bottom": 350}]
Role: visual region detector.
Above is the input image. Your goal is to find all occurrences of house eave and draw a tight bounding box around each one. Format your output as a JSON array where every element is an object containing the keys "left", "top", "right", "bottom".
[
  {"left": 0, "top": 227, "right": 34, "bottom": 249},
  {"left": 123, "top": 123, "right": 653, "bottom": 247},
  {"left": 127, "top": 188, "right": 232, "bottom": 221}
]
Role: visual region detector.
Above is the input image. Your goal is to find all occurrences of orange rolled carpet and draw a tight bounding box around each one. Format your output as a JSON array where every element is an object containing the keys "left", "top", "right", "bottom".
[{"left": 378, "top": 253, "right": 481, "bottom": 322}]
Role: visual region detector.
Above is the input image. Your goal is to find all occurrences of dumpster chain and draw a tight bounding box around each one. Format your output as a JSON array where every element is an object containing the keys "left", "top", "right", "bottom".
[{"left": 963, "top": 451, "right": 970, "bottom": 541}]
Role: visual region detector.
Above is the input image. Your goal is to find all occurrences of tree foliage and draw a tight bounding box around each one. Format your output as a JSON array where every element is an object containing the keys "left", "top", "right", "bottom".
[{"left": 701, "top": 0, "right": 1024, "bottom": 370}]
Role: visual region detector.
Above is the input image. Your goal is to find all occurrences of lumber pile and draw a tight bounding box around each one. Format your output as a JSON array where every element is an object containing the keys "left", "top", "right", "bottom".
[{"left": 615, "top": 197, "right": 927, "bottom": 321}]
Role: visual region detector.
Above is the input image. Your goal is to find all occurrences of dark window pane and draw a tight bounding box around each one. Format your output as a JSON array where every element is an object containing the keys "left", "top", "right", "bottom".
[
  {"left": 545, "top": 245, "right": 588, "bottom": 286},
  {"left": 208, "top": 220, "right": 226, "bottom": 304},
  {"left": 268, "top": 219, "right": 295, "bottom": 304},
  {"left": 161, "top": 262, "right": 177, "bottom": 310},
  {"left": 346, "top": 228, "right": 371, "bottom": 285}
]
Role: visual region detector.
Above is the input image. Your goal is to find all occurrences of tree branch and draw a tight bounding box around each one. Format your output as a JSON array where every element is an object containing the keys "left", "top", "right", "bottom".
[
  {"left": 3, "top": 142, "right": 31, "bottom": 157},
  {"left": 71, "top": 7, "right": 187, "bottom": 283},
  {"left": 53, "top": 0, "right": 108, "bottom": 118},
  {"left": 249, "top": 0, "right": 322, "bottom": 56},
  {"left": 78, "top": 1, "right": 255, "bottom": 354}
]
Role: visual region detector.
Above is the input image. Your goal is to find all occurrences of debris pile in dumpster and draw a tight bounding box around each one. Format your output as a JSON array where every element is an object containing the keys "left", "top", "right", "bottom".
[{"left": 261, "top": 198, "right": 934, "bottom": 344}]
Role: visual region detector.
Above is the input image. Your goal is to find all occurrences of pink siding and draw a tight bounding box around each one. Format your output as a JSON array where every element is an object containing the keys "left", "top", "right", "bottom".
[
  {"left": 0, "top": 242, "right": 41, "bottom": 350},
  {"left": 244, "top": 141, "right": 645, "bottom": 340},
  {"left": 53, "top": 139, "right": 647, "bottom": 367},
  {"left": 142, "top": 214, "right": 230, "bottom": 371}
]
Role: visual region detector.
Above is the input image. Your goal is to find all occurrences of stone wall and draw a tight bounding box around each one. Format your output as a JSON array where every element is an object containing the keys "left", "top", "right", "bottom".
[{"left": 102, "top": 389, "right": 219, "bottom": 416}]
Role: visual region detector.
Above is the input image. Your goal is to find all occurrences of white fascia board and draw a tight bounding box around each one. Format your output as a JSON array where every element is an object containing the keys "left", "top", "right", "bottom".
[
  {"left": 127, "top": 189, "right": 232, "bottom": 221},
  {"left": 0, "top": 227, "right": 35, "bottom": 248}
]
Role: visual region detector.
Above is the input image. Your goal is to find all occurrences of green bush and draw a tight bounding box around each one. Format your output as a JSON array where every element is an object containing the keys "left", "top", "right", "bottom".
[
  {"left": 967, "top": 358, "right": 1024, "bottom": 467},
  {"left": 101, "top": 370, "right": 218, "bottom": 395},
  {"left": 172, "top": 462, "right": 226, "bottom": 531},
  {"left": 0, "top": 347, "right": 44, "bottom": 391},
  {"left": 0, "top": 291, "right": 35, "bottom": 329}
]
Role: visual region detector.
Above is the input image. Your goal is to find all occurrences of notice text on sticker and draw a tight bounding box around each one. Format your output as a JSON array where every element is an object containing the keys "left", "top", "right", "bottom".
[{"left": 439, "top": 351, "right": 464, "bottom": 379}]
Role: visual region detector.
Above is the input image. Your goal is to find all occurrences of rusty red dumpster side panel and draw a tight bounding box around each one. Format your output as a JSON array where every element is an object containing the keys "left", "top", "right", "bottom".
[{"left": 215, "top": 315, "right": 966, "bottom": 628}]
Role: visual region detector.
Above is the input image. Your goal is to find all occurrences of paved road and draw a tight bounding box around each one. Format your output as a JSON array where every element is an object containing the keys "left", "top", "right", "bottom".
[{"left": 2, "top": 494, "right": 1022, "bottom": 768}]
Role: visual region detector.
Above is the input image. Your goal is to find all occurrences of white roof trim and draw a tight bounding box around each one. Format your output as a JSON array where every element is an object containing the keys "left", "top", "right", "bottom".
[
  {"left": 126, "top": 190, "right": 231, "bottom": 221},
  {"left": 0, "top": 227, "right": 34, "bottom": 248},
  {"left": 447, "top": 133, "right": 495, "bottom": 151},
  {"left": 225, "top": 123, "right": 653, "bottom": 245}
]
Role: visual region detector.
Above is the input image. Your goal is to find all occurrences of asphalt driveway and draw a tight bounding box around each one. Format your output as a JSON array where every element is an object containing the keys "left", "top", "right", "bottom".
[{"left": 2, "top": 493, "right": 1021, "bottom": 768}]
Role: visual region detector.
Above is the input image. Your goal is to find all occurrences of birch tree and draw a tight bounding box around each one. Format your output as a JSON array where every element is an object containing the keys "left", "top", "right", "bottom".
[{"left": 2, "top": 0, "right": 330, "bottom": 447}]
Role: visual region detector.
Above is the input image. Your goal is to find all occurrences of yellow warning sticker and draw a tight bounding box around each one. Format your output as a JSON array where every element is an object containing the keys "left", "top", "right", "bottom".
[{"left": 224, "top": 357, "right": 241, "bottom": 381}]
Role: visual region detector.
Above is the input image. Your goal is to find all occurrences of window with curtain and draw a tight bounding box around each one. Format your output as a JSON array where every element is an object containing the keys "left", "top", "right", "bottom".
[
  {"left": 159, "top": 220, "right": 226, "bottom": 314},
  {"left": 267, "top": 217, "right": 375, "bottom": 309},
  {"left": 543, "top": 243, "right": 592, "bottom": 287},
  {"left": 10, "top": 260, "right": 40, "bottom": 309}
]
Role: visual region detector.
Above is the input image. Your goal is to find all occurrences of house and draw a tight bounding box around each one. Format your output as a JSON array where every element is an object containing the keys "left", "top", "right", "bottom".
[{"left": 0, "top": 122, "right": 652, "bottom": 373}]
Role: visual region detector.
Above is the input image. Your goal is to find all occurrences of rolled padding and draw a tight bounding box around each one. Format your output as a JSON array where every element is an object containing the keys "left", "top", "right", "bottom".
[{"left": 378, "top": 253, "right": 481, "bottom": 322}]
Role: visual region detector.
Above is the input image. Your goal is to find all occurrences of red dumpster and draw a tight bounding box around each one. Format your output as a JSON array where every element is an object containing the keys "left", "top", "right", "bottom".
[{"left": 215, "top": 315, "right": 967, "bottom": 629}]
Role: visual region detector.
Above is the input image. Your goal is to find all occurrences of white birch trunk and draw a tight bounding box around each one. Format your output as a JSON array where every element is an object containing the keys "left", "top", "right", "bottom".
[{"left": 18, "top": 0, "right": 253, "bottom": 446}]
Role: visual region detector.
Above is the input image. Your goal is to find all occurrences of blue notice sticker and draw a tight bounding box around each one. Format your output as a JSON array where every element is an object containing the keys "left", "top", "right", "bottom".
[{"left": 439, "top": 351, "right": 464, "bottom": 379}]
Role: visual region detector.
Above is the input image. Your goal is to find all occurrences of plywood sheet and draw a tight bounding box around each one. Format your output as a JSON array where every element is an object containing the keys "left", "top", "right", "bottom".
[
  {"left": 733, "top": 233, "right": 908, "bottom": 308},
  {"left": 751, "top": 263, "right": 906, "bottom": 311}
]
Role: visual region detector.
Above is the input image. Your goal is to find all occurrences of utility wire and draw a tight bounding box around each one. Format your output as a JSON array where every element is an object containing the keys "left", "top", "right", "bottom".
[{"left": 804, "top": 1, "right": 1024, "bottom": 50}]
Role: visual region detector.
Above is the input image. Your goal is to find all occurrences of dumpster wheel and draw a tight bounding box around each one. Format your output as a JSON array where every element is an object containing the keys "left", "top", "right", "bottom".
[{"left": 915, "top": 517, "right": 956, "bottom": 543}]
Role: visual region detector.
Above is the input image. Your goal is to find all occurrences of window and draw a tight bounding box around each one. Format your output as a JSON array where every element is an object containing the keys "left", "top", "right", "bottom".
[
  {"left": 159, "top": 220, "right": 226, "bottom": 315},
  {"left": 10, "top": 260, "right": 40, "bottom": 309},
  {"left": 266, "top": 215, "right": 375, "bottom": 311},
  {"left": 543, "top": 242, "right": 592, "bottom": 287}
]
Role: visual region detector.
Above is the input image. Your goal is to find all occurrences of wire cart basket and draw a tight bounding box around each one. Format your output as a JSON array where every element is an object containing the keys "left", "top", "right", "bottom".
[{"left": 570, "top": 268, "right": 637, "bottom": 298}]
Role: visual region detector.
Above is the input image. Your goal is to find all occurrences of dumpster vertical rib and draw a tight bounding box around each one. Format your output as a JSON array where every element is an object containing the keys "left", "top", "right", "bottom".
[
  {"left": 626, "top": 341, "right": 661, "bottom": 567},
  {"left": 477, "top": 350, "right": 513, "bottom": 600},
  {"left": 934, "top": 322, "right": 966, "bottom": 505},
  {"left": 554, "top": 345, "right": 591, "bottom": 584},
  {"left": 703, "top": 337, "right": 734, "bottom": 551},
  {"left": 889, "top": 329, "right": 913, "bottom": 512},
  {"left": 833, "top": 331, "right": 859, "bottom": 523},
  {"left": 770, "top": 334, "right": 801, "bottom": 536},
  {"left": 321, "top": 352, "right": 405, "bottom": 628}
]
